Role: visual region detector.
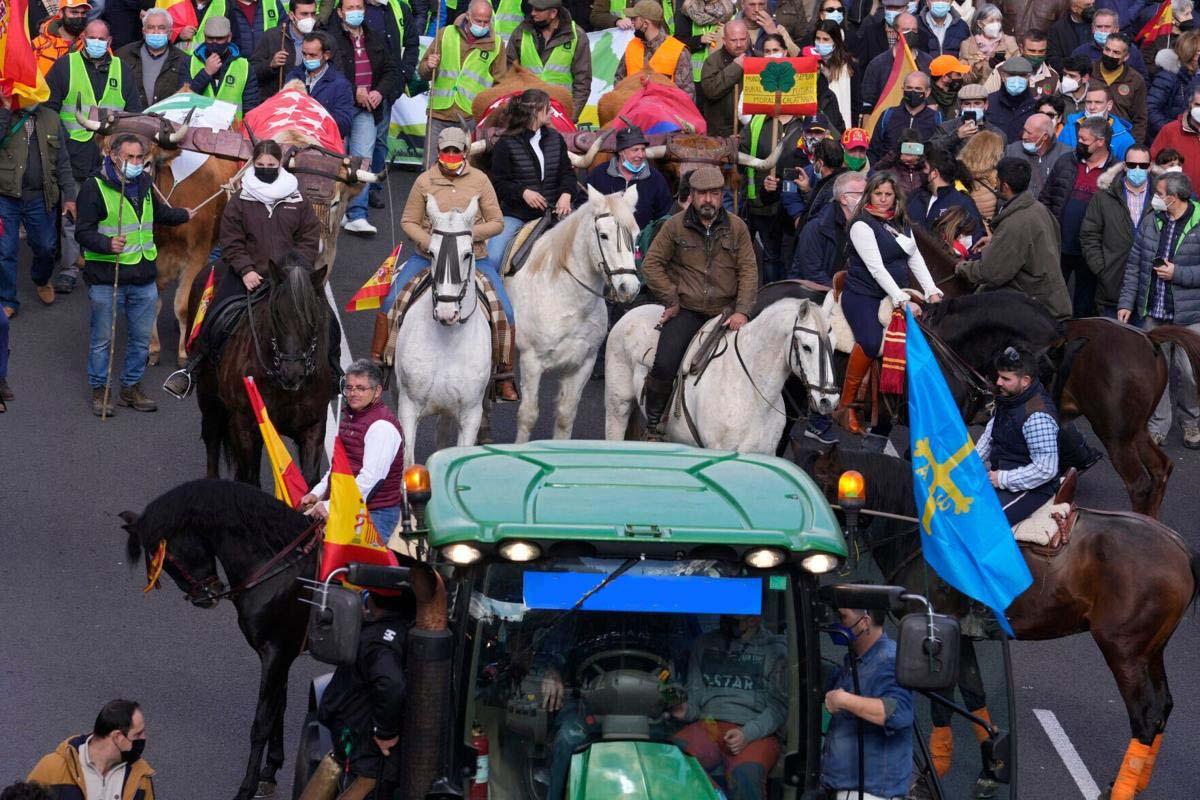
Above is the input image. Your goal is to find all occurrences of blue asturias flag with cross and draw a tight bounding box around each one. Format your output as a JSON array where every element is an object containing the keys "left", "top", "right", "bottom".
[{"left": 905, "top": 307, "right": 1032, "bottom": 636}]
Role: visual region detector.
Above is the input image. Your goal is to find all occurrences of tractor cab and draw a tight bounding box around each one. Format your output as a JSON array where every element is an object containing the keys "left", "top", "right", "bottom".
[{"left": 297, "top": 442, "right": 997, "bottom": 800}]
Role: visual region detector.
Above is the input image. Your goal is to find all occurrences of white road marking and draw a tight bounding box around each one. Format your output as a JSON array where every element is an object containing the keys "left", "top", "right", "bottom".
[
  {"left": 323, "top": 281, "right": 353, "bottom": 461},
  {"left": 1034, "top": 708, "right": 1102, "bottom": 800}
]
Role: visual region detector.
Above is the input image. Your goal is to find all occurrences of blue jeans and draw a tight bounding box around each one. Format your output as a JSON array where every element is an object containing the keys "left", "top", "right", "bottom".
[
  {"left": 369, "top": 504, "right": 401, "bottom": 539},
  {"left": 0, "top": 303, "right": 9, "bottom": 378},
  {"left": 383, "top": 253, "right": 515, "bottom": 323},
  {"left": 0, "top": 195, "right": 58, "bottom": 311},
  {"left": 87, "top": 281, "right": 159, "bottom": 388},
  {"left": 347, "top": 110, "right": 377, "bottom": 221},
  {"left": 370, "top": 116, "right": 389, "bottom": 195},
  {"left": 485, "top": 215, "right": 527, "bottom": 271}
]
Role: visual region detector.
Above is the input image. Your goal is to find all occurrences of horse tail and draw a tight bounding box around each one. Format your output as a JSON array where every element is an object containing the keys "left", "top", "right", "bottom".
[{"left": 1147, "top": 326, "right": 1200, "bottom": 406}]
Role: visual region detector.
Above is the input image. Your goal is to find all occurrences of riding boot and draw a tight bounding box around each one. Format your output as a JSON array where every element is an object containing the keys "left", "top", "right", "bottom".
[
  {"left": 929, "top": 725, "right": 954, "bottom": 778},
  {"left": 162, "top": 339, "right": 210, "bottom": 399},
  {"left": 642, "top": 375, "right": 675, "bottom": 441},
  {"left": 496, "top": 362, "right": 519, "bottom": 402},
  {"left": 369, "top": 311, "right": 390, "bottom": 364},
  {"left": 1057, "top": 422, "right": 1104, "bottom": 473},
  {"left": 834, "top": 344, "right": 872, "bottom": 435}
]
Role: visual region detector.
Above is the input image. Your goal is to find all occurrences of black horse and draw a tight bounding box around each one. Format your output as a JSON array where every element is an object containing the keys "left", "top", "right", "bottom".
[{"left": 121, "top": 479, "right": 319, "bottom": 800}]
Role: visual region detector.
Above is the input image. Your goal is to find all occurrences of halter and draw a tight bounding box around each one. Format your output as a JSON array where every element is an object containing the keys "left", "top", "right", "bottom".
[
  {"left": 732, "top": 309, "right": 840, "bottom": 417},
  {"left": 430, "top": 227, "right": 476, "bottom": 321},
  {"left": 562, "top": 211, "right": 640, "bottom": 300},
  {"left": 247, "top": 285, "right": 319, "bottom": 387}
]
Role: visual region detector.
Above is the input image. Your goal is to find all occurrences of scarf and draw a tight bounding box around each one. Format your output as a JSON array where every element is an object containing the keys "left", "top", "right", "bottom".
[
  {"left": 865, "top": 203, "right": 895, "bottom": 220},
  {"left": 102, "top": 156, "right": 145, "bottom": 201},
  {"left": 880, "top": 308, "right": 907, "bottom": 394},
  {"left": 973, "top": 32, "right": 1001, "bottom": 57},
  {"left": 239, "top": 168, "right": 302, "bottom": 216}
]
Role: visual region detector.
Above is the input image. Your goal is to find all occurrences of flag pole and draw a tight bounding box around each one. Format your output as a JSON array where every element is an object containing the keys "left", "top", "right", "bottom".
[{"left": 732, "top": 84, "right": 741, "bottom": 215}]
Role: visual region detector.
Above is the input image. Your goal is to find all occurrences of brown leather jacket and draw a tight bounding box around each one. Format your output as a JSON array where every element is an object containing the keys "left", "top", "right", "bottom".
[{"left": 642, "top": 206, "right": 759, "bottom": 316}]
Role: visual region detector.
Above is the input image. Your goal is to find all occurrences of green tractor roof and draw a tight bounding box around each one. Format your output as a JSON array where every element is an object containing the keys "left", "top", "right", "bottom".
[{"left": 423, "top": 441, "right": 847, "bottom": 561}]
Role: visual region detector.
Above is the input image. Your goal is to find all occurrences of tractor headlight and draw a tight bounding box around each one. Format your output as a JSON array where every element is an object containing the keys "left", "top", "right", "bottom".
[
  {"left": 498, "top": 540, "right": 541, "bottom": 562},
  {"left": 442, "top": 543, "right": 483, "bottom": 565},
  {"left": 801, "top": 553, "right": 840, "bottom": 574},
  {"left": 744, "top": 547, "right": 786, "bottom": 569}
]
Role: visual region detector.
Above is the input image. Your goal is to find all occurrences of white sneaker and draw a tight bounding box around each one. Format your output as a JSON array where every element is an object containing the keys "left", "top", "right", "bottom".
[{"left": 342, "top": 218, "right": 377, "bottom": 234}]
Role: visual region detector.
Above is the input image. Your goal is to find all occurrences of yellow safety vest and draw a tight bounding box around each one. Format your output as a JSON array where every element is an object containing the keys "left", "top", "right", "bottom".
[
  {"left": 195, "top": 0, "right": 282, "bottom": 52},
  {"left": 518, "top": 22, "right": 577, "bottom": 87},
  {"left": 60, "top": 52, "right": 125, "bottom": 142},
  {"left": 494, "top": 0, "right": 524, "bottom": 40},
  {"left": 189, "top": 56, "right": 251, "bottom": 117},
  {"left": 429, "top": 26, "right": 498, "bottom": 114},
  {"left": 85, "top": 180, "right": 157, "bottom": 265}
]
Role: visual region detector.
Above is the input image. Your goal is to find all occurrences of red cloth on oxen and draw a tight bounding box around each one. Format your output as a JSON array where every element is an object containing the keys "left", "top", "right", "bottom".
[
  {"left": 478, "top": 94, "right": 576, "bottom": 134},
  {"left": 243, "top": 86, "right": 345, "bottom": 152},
  {"left": 606, "top": 80, "right": 707, "bottom": 136}
]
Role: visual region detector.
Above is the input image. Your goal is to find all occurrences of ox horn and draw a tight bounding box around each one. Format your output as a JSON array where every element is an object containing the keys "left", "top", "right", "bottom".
[
  {"left": 354, "top": 169, "right": 380, "bottom": 183},
  {"left": 468, "top": 139, "right": 488, "bottom": 156},
  {"left": 644, "top": 144, "right": 667, "bottom": 160},
  {"left": 567, "top": 129, "right": 611, "bottom": 170},
  {"left": 74, "top": 98, "right": 104, "bottom": 132},
  {"left": 737, "top": 141, "right": 785, "bottom": 171},
  {"left": 166, "top": 107, "right": 193, "bottom": 145}
]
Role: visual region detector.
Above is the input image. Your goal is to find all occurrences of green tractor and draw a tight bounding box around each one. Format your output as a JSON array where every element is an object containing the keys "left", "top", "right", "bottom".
[{"left": 297, "top": 441, "right": 1010, "bottom": 800}]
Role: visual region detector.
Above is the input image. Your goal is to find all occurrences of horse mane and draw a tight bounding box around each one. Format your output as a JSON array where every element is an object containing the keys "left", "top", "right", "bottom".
[
  {"left": 750, "top": 280, "right": 828, "bottom": 317},
  {"left": 271, "top": 261, "right": 325, "bottom": 341},
  {"left": 525, "top": 192, "right": 637, "bottom": 275},
  {"left": 923, "top": 290, "right": 1063, "bottom": 344}
]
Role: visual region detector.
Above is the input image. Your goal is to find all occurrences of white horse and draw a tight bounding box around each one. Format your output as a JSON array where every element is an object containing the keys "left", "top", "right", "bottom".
[
  {"left": 505, "top": 184, "right": 642, "bottom": 441},
  {"left": 604, "top": 297, "right": 840, "bottom": 452},
  {"left": 393, "top": 196, "right": 492, "bottom": 466}
]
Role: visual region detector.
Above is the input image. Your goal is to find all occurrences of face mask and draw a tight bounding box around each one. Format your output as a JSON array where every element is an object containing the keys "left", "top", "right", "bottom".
[
  {"left": 1075, "top": 141, "right": 1093, "bottom": 162},
  {"left": 208, "top": 42, "right": 228, "bottom": 58},
  {"left": 906, "top": 1, "right": 917, "bottom": 12},
  {"left": 903, "top": 88, "right": 925, "bottom": 107},
  {"left": 84, "top": 38, "right": 108, "bottom": 58},
  {"left": 303, "top": 57, "right": 323, "bottom": 71},
  {"left": 1084, "top": 107, "right": 1107, "bottom": 119},
  {"left": 1059, "top": 76, "right": 1080, "bottom": 94},
  {"left": 983, "top": 21, "right": 1002, "bottom": 37},
  {"left": 814, "top": 41, "right": 834, "bottom": 57},
  {"left": 826, "top": 619, "right": 862, "bottom": 646},
  {"left": 438, "top": 152, "right": 465, "bottom": 174},
  {"left": 622, "top": 159, "right": 646, "bottom": 174},
  {"left": 1190, "top": 107, "right": 1200, "bottom": 124},
  {"left": 1126, "top": 167, "right": 1148, "bottom": 186},
  {"left": 765, "top": 50, "right": 785, "bottom": 57},
  {"left": 1093, "top": 30, "right": 1109, "bottom": 46},
  {"left": 63, "top": 15, "right": 87, "bottom": 35},
  {"left": 120, "top": 738, "right": 146, "bottom": 765},
  {"left": 344, "top": 9, "right": 365, "bottom": 26},
  {"left": 930, "top": 1, "right": 950, "bottom": 17},
  {"left": 1080, "top": 5, "right": 1096, "bottom": 22},
  {"left": 1152, "top": 195, "right": 1169, "bottom": 212},
  {"left": 469, "top": 23, "right": 490, "bottom": 37},
  {"left": 845, "top": 153, "right": 867, "bottom": 170},
  {"left": 884, "top": 9, "right": 899, "bottom": 25},
  {"left": 1005, "top": 76, "right": 1028, "bottom": 95},
  {"left": 903, "top": 31, "right": 919, "bottom": 48},
  {"left": 825, "top": 9, "right": 843, "bottom": 23},
  {"left": 145, "top": 32, "right": 169, "bottom": 49},
  {"left": 1100, "top": 54, "right": 1121, "bottom": 71},
  {"left": 1026, "top": 54, "right": 1045, "bottom": 69},
  {"left": 946, "top": 78, "right": 963, "bottom": 92},
  {"left": 123, "top": 160, "right": 144, "bottom": 180},
  {"left": 532, "top": 16, "right": 552, "bottom": 29},
  {"left": 254, "top": 166, "right": 279, "bottom": 183},
  {"left": 295, "top": 16, "right": 316, "bottom": 33},
  {"left": 1180, "top": 18, "right": 1196, "bottom": 31},
  {"left": 1022, "top": 139, "right": 1041, "bottom": 153}
]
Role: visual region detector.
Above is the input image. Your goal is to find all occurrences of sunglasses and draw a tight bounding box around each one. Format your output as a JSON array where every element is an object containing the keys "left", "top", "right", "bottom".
[
  {"left": 823, "top": 5, "right": 842, "bottom": 10},
  {"left": 1125, "top": 161, "right": 1151, "bottom": 169}
]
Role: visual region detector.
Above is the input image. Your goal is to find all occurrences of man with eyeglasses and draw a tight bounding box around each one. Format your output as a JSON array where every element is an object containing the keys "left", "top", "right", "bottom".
[
  {"left": 301, "top": 359, "right": 407, "bottom": 534},
  {"left": 1080, "top": 144, "right": 1154, "bottom": 320}
]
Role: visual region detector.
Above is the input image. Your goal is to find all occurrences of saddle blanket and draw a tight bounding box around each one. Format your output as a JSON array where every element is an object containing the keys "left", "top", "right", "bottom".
[
  {"left": 382, "top": 270, "right": 512, "bottom": 370},
  {"left": 1013, "top": 498, "right": 1073, "bottom": 546}
]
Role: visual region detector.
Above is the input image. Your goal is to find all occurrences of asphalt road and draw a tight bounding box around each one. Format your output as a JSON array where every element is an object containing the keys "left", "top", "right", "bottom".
[{"left": 2, "top": 167, "right": 1197, "bottom": 800}]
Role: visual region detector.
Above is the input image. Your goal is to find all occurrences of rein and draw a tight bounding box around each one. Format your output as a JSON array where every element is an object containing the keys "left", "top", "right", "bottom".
[
  {"left": 729, "top": 314, "right": 839, "bottom": 421},
  {"left": 152, "top": 159, "right": 251, "bottom": 214},
  {"left": 246, "top": 284, "right": 319, "bottom": 383},
  {"left": 918, "top": 319, "right": 995, "bottom": 417},
  {"left": 562, "top": 210, "right": 639, "bottom": 301}
]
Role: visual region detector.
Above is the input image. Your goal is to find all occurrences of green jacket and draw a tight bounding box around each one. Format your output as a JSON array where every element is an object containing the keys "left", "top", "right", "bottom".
[{"left": 0, "top": 105, "right": 76, "bottom": 208}]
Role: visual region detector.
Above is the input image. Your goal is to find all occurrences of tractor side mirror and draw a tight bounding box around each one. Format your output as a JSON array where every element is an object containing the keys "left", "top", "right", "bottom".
[
  {"left": 346, "top": 563, "right": 411, "bottom": 591},
  {"left": 819, "top": 583, "right": 907, "bottom": 612},
  {"left": 306, "top": 585, "right": 362, "bottom": 666},
  {"left": 895, "top": 610, "right": 960, "bottom": 691}
]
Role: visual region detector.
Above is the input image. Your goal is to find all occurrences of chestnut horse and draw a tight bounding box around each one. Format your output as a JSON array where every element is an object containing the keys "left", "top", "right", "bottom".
[{"left": 799, "top": 444, "right": 1199, "bottom": 800}]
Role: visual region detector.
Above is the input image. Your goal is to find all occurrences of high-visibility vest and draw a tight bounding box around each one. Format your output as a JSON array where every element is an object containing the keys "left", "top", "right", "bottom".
[
  {"left": 691, "top": 21, "right": 717, "bottom": 82},
  {"left": 194, "top": 0, "right": 282, "bottom": 52},
  {"left": 745, "top": 114, "right": 766, "bottom": 200},
  {"left": 383, "top": 0, "right": 408, "bottom": 48},
  {"left": 494, "top": 0, "right": 524, "bottom": 40},
  {"left": 623, "top": 35, "right": 686, "bottom": 79},
  {"left": 60, "top": 52, "right": 125, "bottom": 142},
  {"left": 189, "top": 56, "right": 251, "bottom": 117},
  {"left": 518, "top": 22, "right": 577, "bottom": 87},
  {"left": 609, "top": 0, "right": 674, "bottom": 34},
  {"left": 85, "top": 180, "right": 157, "bottom": 265},
  {"left": 429, "top": 26, "right": 498, "bottom": 114}
]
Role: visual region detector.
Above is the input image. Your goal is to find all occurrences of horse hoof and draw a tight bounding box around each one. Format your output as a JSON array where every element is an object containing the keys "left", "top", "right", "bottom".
[{"left": 253, "top": 781, "right": 277, "bottom": 798}]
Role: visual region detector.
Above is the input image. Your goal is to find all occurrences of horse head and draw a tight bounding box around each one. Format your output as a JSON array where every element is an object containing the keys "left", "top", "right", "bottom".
[
  {"left": 791, "top": 300, "right": 840, "bottom": 416},
  {"left": 264, "top": 254, "right": 328, "bottom": 391},
  {"left": 426, "top": 194, "right": 480, "bottom": 326},
  {"left": 119, "top": 509, "right": 226, "bottom": 608},
  {"left": 583, "top": 184, "right": 642, "bottom": 304}
]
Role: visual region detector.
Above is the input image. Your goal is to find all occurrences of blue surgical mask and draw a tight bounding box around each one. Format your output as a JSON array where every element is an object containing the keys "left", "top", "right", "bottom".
[
  {"left": 826, "top": 623, "right": 859, "bottom": 646},
  {"left": 1093, "top": 30, "right": 1109, "bottom": 46},
  {"left": 1005, "top": 76, "right": 1028, "bottom": 95},
  {"left": 470, "top": 23, "right": 490, "bottom": 37},
  {"left": 930, "top": 1, "right": 950, "bottom": 16},
  {"left": 884, "top": 9, "right": 899, "bottom": 25},
  {"left": 123, "top": 161, "right": 144, "bottom": 180},
  {"left": 1126, "top": 167, "right": 1149, "bottom": 186},
  {"left": 304, "top": 57, "right": 323, "bottom": 71},
  {"left": 344, "top": 9, "right": 364, "bottom": 26},
  {"left": 826, "top": 9, "right": 843, "bottom": 23},
  {"left": 1022, "top": 139, "right": 1040, "bottom": 153},
  {"left": 622, "top": 159, "right": 646, "bottom": 174},
  {"left": 144, "top": 32, "right": 169, "bottom": 50},
  {"left": 84, "top": 38, "right": 108, "bottom": 58},
  {"left": 814, "top": 41, "right": 834, "bottom": 57}
]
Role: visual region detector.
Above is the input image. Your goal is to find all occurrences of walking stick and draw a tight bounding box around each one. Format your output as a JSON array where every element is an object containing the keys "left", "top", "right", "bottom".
[
  {"left": 732, "top": 84, "right": 741, "bottom": 215},
  {"left": 101, "top": 169, "right": 127, "bottom": 420},
  {"left": 421, "top": 0, "right": 446, "bottom": 168}
]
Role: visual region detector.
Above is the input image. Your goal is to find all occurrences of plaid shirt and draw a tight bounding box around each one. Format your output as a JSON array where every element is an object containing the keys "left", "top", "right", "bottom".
[
  {"left": 1124, "top": 184, "right": 1147, "bottom": 226},
  {"left": 975, "top": 411, "right": 1059, "bottom": 491},
  {"left": 1149, "top": 215, "right": 1181, "bottom": 320}
]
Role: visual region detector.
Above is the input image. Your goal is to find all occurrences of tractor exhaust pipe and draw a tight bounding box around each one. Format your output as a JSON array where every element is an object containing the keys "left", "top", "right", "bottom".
[{"left": 397, "top": 563, "right": 452, "bottom": 799}]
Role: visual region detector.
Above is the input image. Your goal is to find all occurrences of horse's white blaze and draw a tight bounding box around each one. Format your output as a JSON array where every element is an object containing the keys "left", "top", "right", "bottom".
[
  {"left": 394, "top": 197, "right": 491, "bottom": 466},
  {"left": 604, "top": 298, "right": 839, "bottom": 452},
  {"left": 506, "top": 186, "right": 642, "bottom": 442}
]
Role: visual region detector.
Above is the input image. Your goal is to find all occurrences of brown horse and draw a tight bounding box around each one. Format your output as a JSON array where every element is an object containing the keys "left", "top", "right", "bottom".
[
  {"left": 799, "top": 444, "right": 1200, "bottom": 800},
  {"left": 911, "top": 231, "right": 1200, "bottom": 517}
]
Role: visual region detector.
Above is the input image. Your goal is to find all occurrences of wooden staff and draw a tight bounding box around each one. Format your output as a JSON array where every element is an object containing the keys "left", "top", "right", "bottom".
[
  {"left": 101, "top": 168, "right": 127, "bottom": 420},
  {"left": 732, "top": 84, "right": 741, "bottom": 215},
  {"left": 422, "top": 0, "right": 446, "bottom": 168}
]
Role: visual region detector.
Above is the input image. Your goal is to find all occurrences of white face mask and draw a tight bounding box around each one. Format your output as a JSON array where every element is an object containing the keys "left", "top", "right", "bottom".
[
  {"left": 1152, "top": 195, "right": 1169, "bottom": 212},
  {"left": 295, "top": 16, "right": 316, "bottom": 33},
  {"left": 1059, "top": 76, "right": 1080, "bottom": 94},
  {"left": 983, "top": 20, "right": 1002, "bottom": 37},
  {"left": 1191, "top": 106, "right": 1200, "bottom": 124}
]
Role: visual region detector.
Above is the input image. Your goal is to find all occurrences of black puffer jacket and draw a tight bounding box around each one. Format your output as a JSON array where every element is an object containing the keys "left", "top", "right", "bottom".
[{"left": 490, "top": 126, "right": 578, "bottom": 221}]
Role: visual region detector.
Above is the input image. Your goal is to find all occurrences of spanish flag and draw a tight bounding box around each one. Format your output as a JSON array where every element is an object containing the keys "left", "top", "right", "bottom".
[
  {"left": 1137, "top": 0, "right": 1173, "bottom": 43},
  {"left": 345, "top": 244, "right": 400, "bottom": 312},
  {"left": 865, "top": 34, "right": 919, "bottom": 138},
  {"left": 156, "top": 0, "right": 199, "bottom": 43},
  {"left": 319, "top": 437, "right": 398, "bottom": 581},
  {"left": 243, "top": 376, "right": 309, "bottom": 508},
  {"left": 186, "top": 265, "right": 216, "bottom": 351},
  {"left": 0, "top": 0, "right": 50, "bottom": 109}
]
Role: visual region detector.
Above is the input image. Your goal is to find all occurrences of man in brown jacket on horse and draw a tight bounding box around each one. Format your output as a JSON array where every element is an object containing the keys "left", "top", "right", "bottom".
[{"left": 639, "top": 165, "right": 758, "bottom": 439}]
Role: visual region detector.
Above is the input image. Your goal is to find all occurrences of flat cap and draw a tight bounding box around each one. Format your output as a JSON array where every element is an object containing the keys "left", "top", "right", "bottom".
[
  {"left": 1000, "top": 55, "right": 1033, "bottom": 74},
  {"left": 626, "top": 0, "right": 664, "bottom": 23},
  {"left": 530, "top": 0, "right": 562, "bottom": 9},
  {"left": 930, "top": 54, "right": 971, "bottom": 77},
  {"left": 204, "top": 15, "right": 232, "bottom": 37},
  {"left": 437, "top": 126, "right": 471, "bottom": 150},
  {"left": 957, "top": 82, "right": 989, "bottom": 100},
  {"left": 689, "top": 165, "right": 724, "bottom": 191}
]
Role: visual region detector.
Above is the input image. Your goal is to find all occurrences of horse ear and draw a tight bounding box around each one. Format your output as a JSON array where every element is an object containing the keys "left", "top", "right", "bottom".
[
  {"left": 463, "top": 195, "right": 480, "bottom": 223},
  {"left": 426, "top": 194, "right": 443, "bottom": 220},
  {"left": 622, "top": 182, "right": 639, "bottom": 211},
  {"left": 310, "top": 262, "right": 329, "bottom": 289},
  {"left": 119, "top": 510, "right": 139, "bottom": 527},
  {"left": 586, "top": 184, "right": 605, "bottom": 207}
]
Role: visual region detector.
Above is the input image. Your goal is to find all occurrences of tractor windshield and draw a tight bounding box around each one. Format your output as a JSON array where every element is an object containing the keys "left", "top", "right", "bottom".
[{"left": 462, "top": 558, "right": 805, "bottom": 799}]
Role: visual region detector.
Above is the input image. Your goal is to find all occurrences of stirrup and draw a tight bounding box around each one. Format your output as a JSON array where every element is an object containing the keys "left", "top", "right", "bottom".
[{"left": 162, "top": 369, "right": 194, "bottom": 400}]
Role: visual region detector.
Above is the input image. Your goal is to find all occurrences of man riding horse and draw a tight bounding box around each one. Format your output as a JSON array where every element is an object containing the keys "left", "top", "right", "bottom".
[{"left": 639, "top": 165, "right": 759, "bottom": 440}]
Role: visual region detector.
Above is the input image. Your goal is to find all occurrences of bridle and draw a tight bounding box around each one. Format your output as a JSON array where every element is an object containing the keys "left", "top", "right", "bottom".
[
  {"left": 430, "top": 227, "right": 477, "bottom": 321},
  {"left": 562, "top": 211, "right": 640, "bottom": 300},
  {"left": 731, "top": 309, "right": 840, "bottom": 419},
  {"left": 247, "top": 283, "right": 319, "bottom": 388}
]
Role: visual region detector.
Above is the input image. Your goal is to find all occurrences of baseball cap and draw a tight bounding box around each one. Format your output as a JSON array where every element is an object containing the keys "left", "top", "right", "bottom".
[
  {"left": 842, "top": 127, "right": 870, "bottom": 149},
  {"left": 930, "top": 54, "right": 971, "bottom": 77},
  {"left": 61, "top": 0, "right": 94, "bottom": 9},
  {"left": 688, "top": 165, "right": 724, "bottom": 191},
  {"left": 204, "top": 16, "right": 232, "bottom": 37},
  {"left": 626, "top": 0, "right": 665, "bottom": 24},
  {"left": 437, "top": 127, "right": 471, "bottom": 151}
]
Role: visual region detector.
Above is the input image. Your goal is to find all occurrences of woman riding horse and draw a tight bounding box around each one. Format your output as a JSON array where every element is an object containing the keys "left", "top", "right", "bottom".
[
  {"left": 836, "top": 171, "right": 943, "bottom": 436},
  {"left": 164, "top": 139, "right": 323, "bottom": 398}
]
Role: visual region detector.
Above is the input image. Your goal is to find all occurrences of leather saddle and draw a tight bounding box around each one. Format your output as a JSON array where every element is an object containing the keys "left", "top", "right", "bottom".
[
  {"left": 1017, "top": 468, "right": 1080, "bottom": 558},
  {"left": 501, "top": 212, "right": 555, "bottom": 277},
  {"left": 203, "top": 282, "right": 270, "bottom": 358}
]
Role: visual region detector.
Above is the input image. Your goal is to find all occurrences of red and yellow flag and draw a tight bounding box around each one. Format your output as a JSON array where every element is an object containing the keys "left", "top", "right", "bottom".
[
  {"left": 345, "top": 245, "right": 400, "bottom": 312},
  {"left": 157, "top": 0, "right": 199, "bottom": 42},
  {"left": 243, "top": 376, "right": 309, "bottom": 508},
  {"left": 187, "top": 265, "right": 216, "bottom": 351},
  {"left": 865, "top": 34, "right": 919, "bottom": 137},
  {"left": 319, "top": 437, "right": 398, "bottom": 580},
  {"left": 0, "top": 0, "right": 51, "bottom": 109},
  {"left": 1137, "top": 0, "right": 1173, "bottom": 43}
]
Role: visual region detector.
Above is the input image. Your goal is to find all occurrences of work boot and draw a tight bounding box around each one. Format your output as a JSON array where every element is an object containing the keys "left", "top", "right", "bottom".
[
  {"left": 0, "top": 378, "right": 12, "bottom": 401},
  {"left": 496, "top": 362, "right": 519, "bottom": 402},
  {"left": 119, "top": 382, "right": 158, "bottom": 412},
  {"left": 1184, "top": 424, "right": 1200, "bottom": 450},
  {"left": 52, "top": 270, "right": 77, "bottom": 294},
  {"left": 834, "top": 344, "right": 872, "bottom": 435},
  {"left": 368, "top": 190, "right": 385, "bottom": 209},
  {"left": 369, "top": 311, "right": 390, "bottom": 364},
  {"left": 91, "top": 387, "right": 116, "bottom": 417},
  {"left": 642, "top": 375, "right": 675, "bottom": 441}
]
